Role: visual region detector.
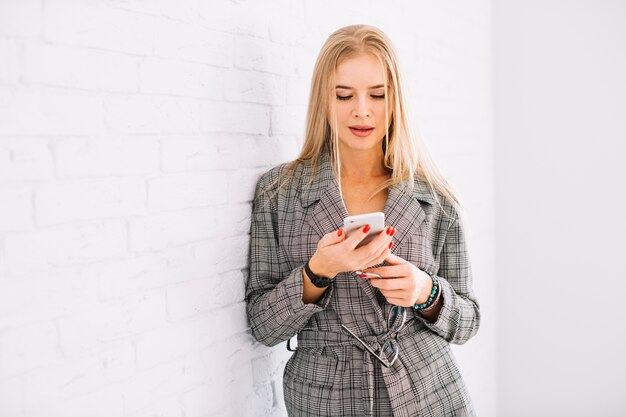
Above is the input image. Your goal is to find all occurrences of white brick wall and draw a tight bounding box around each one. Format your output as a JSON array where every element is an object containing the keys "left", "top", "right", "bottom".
[{"left": 0, "top": 1, "right": 496, "bottom": 416}]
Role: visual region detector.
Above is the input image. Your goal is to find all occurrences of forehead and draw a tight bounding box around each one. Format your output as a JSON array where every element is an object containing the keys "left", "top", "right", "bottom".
[{"left": 335, "top": 54, "right": 387, "bottom": 87}]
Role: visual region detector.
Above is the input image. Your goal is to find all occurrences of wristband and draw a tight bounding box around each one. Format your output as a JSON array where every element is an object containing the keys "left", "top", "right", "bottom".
[
  {"left": 304, "top": 260, "right": 332, "bottom": 288},
  {"left": 413, "top": 271, "right": 440, "bottom": 311}
]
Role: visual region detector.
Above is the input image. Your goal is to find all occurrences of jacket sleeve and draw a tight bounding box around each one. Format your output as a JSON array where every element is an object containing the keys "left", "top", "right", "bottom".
[
  {"left": 245, "top": 171, "right": 334, "bottom": 347},
  {"left": 416, "top": 209, "right": 481, "bottom": 344}
]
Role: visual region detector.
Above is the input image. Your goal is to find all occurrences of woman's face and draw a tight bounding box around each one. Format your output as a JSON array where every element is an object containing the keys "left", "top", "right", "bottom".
[{"left": 330, "top": 53, "right": 393, "bottom": 153}]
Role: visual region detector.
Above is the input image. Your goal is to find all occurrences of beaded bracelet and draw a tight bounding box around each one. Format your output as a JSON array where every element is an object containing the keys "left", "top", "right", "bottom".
[
  {"left": 419, "top": 281, "right": 442, "bottom": 314},
  {"left": 413, "top": 271, "right": 440, "bottom": 311}
]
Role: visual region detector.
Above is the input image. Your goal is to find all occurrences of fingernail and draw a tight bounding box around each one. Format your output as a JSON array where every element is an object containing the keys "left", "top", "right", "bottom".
[
  {"left": 390, "top": 227, "right": 396, "bottom": 236},
  {"left": 389, "top": 241, "right": 393, "bottom": 249},
  {"left": 359, "top": 273, "right": 367, "bottom": 278},
  {"left": 363, "top": 224, "right": 370, "bottom": 234},
  {"left": 337, "top": 228, "right": 343, "bottom": 237},
  {"left": 386, "top": 226, "right": 391, "bottom": 235}
]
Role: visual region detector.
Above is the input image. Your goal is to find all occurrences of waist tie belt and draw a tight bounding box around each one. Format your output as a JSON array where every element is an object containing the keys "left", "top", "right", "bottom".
[
  {"left": 296, "top": 329, "right": 388, "bottom": 349},
  {"left": 294, "top": 318, "right": 423, "bottom": 350},
  {"left": 291, "top": 324, "right": 422, "bottom": 417}
]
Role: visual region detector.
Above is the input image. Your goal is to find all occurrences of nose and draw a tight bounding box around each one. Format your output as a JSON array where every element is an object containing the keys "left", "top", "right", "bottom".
[{"left": 352, "top": 95, "right": 371, "bottom": 118}]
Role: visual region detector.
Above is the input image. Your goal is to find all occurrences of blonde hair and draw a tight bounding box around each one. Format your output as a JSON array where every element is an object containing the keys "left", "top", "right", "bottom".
[{"left": 258, "top": 24, "right": 468, "bottom": 231}]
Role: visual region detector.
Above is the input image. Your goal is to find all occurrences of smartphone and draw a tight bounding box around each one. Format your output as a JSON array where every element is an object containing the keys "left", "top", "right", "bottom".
[{"left": 343, "top": 212, "right": 385, "bottom": 249}]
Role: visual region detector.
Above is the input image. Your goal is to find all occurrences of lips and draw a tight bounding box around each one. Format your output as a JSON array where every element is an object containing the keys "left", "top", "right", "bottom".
[{"left": 349, "top": 127, "right": 374, "bottom": 137}]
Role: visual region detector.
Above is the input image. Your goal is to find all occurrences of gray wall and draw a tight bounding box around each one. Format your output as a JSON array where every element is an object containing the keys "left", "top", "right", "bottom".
[{"left": 493, "top": 1, "right": 626, "bottom": 415}]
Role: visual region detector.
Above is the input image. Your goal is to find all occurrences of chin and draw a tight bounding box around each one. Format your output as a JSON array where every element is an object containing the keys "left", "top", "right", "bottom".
[
  {"left": 350, "top": 137, "right": 384, "bottom": 147},
  {"left": 340, "top": 139, "right": 371, "bottom": 147}
]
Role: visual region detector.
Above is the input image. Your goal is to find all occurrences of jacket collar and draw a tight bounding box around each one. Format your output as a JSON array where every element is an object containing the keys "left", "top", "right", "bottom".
[{"left": 299, "top": 145, "right": 435, "bottom": 210}]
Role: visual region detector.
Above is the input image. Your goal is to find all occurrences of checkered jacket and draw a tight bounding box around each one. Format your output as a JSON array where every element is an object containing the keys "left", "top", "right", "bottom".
[{"left": 246, "top": 146, "right": 481, "bottom": 417}]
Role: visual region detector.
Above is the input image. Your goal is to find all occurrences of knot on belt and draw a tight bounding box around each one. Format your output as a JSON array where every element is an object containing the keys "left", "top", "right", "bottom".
[{"left": 293, "top": 328, "right": 415, "bottom": 417}]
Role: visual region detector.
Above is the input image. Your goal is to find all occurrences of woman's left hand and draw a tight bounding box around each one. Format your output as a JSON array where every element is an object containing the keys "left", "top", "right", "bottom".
[{"left": 361, "top": 253, "right": 433, "bottom": 307}]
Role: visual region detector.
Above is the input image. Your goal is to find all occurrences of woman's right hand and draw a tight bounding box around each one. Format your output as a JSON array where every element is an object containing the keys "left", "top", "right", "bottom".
[{"left": 308, "top": 225, "right": 396, "bottom": 279}]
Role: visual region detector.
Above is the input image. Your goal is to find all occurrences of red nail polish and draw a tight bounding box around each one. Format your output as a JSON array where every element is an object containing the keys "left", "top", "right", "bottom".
[
  {"left": 389, "top": 241, "right": 393, "bottom": 249},
  {"left": 363, "top": 224, "right": 370, "bottom": 233},
  {"left": 386, "top": 226, "right": 391, "bottom": 235},
  {"left": 338, "top": 228, "right": 343, "bottom": 236},
  {"left": 390, "top": 227, "right": 396, "bottom": 236}
]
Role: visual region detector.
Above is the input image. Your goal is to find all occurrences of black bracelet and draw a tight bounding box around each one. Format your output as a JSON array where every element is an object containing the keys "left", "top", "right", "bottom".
[{"left": 304, "top": 260, "right": 332, "bottom": 288}]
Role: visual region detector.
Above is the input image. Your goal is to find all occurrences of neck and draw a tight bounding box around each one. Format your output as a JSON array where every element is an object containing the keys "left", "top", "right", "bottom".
[{"left": 338, "top": 144, "right": 389, "bottom": 181}]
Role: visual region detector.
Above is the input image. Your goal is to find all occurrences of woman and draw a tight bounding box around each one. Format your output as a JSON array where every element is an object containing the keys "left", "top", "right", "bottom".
[{"left": 246, "top": 24, "right": 480, "bottom": 417}]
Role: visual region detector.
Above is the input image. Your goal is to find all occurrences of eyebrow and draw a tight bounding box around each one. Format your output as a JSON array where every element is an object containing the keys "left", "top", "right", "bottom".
[{"left": 335, "top": 84, "right": 387, "bottom": 90}]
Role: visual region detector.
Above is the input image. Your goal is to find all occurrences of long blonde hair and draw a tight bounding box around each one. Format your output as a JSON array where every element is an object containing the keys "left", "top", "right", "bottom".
[{"left": 259, "top": 24, "right": 468, "bottom": 231}]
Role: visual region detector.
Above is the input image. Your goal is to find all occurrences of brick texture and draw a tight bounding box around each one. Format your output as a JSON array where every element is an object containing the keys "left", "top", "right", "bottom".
[{"left": 0, "top": 1, "right": 495, "bottom": 416}]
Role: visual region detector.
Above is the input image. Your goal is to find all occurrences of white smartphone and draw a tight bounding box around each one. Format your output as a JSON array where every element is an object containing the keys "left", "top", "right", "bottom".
[{"left": 343, "top": 212, "right": 385, "bottom": 249}]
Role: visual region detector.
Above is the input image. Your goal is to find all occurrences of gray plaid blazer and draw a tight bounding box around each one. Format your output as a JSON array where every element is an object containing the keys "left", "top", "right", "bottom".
[{"left": 246, "top": 146, "right": 480, "bottom": 417}]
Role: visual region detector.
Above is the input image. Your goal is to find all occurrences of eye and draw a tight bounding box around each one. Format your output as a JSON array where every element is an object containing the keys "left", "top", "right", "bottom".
[{"left": 336, "top": 95, "right": 386, "bottom": 101}]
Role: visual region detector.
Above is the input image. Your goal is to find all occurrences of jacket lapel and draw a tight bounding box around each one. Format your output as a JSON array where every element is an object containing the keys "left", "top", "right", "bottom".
[
  {"left": 383, "top": 179, "right": 434, "bottom": 250},
  {"left": 299, "top": 146, "right": 436, "bottom": 332},
  {"left": 299, "top": 146, "right": 436, "bottom": 247}
]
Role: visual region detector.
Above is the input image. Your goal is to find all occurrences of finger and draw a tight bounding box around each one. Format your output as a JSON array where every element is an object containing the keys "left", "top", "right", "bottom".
[
  {"left": 356, "top": 271, "right": 383, "bottom": 279},
  {"left": 361, "top": 248, "right": 391, "bottom": 271},
  {"left": 362, "top": 242, "right": 389, "bottom": 269},
  {"left": 371, "top": 226, "right": 396, "bottom": 255},
  {"left": 346, "top": 224, "right": 393, "bottom": 251},
  {"left": 378, "top": 288, "right": 407, "bottom": 295},
  {"left": 335, "top": 227, "right": 347, "bottom": 241},
  {"left": 362, "top": 225, "right": 394, "bottom": 252},
  {"left": 382, "top": 252, "right": 407, "bottom": 266},
  {"left": 320, "top": 227, "right": 347, "bottom": 246},
  {"left": 369, "top": 277, "right": 409, "bottom": 290},
  {"left": 353, "top": 233, "right": 393, "bottom": 266},
  {"left": 359, "top": 245, "right": 391, "bottom": 271},
  {"left": 363, "top": 264, "right": 407, "bottom": 278},
  {"left": 344, "top": 224, "right": 375, "bottom": 249}
]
